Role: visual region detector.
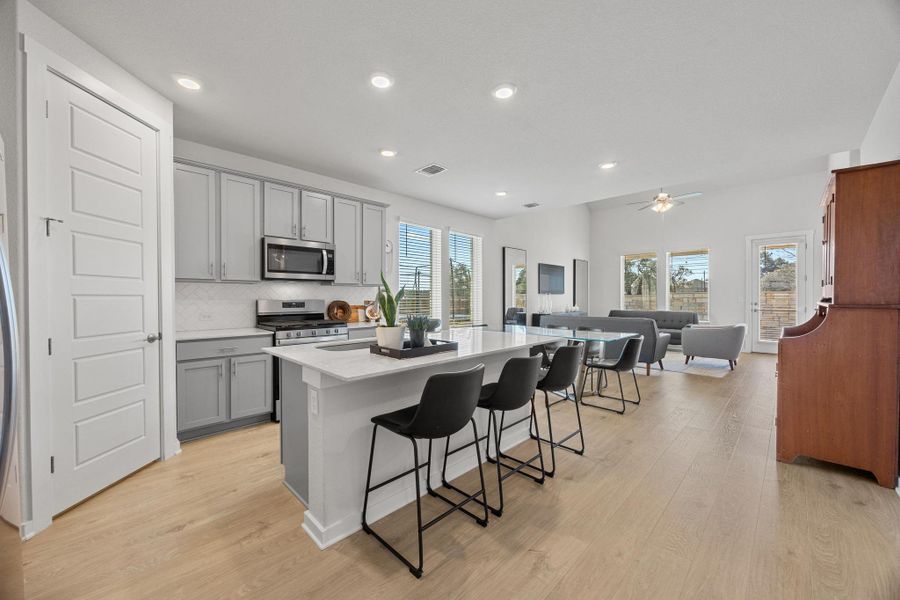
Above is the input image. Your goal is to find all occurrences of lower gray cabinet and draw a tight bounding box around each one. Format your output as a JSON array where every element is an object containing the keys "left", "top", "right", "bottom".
[
  {"left": 176, "top": 335, "right": 274, "bottom": 439},
  {"left": 176, "top": 358, "right": 228, "bottom": 431},
  {"left": 230, "top": 354, "right": 273, "bottom": 419}
]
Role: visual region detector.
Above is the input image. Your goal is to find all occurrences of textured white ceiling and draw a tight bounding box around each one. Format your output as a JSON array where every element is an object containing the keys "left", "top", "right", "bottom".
[{"left": 32, "top": 0, "right": 900, "bottom": 218}]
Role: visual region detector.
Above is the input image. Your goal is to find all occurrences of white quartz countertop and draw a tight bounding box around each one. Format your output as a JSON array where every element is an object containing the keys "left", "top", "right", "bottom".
[
  {"left": 263, "top": 328, "right": 564, "bottom": 382},
  {"left": 176, "top": 328, "right": 273, "bottom": 342}
]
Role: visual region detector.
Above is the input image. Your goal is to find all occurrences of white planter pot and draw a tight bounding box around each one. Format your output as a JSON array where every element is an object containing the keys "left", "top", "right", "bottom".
[{"left": 376, "top": 325, "right": 406, "bottom": 350}]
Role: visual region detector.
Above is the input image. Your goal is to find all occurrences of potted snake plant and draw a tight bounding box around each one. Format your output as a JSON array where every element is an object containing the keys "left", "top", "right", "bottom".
[{"left": 375, "top": 272, "right": 406, "bottom": 350}]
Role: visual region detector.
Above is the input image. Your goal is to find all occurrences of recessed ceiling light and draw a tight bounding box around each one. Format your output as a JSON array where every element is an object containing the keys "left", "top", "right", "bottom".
[
  {"left": 176, "top": 76, "right": 201, "bottom": 90},
  {"left": 492, "top": 84, "right": 517, "bottom": 100},
  {"left": 599, "top": 161, "right": 618, "bottom": 169},
  {"left": 495, "top": 191, "right": 508, "bottom": 197},
  {"left": 379, "top": 149, "right": 397, "bottom": 158},
  {"left": 370, "top": 73, "right": 394, "bottom": 89}
]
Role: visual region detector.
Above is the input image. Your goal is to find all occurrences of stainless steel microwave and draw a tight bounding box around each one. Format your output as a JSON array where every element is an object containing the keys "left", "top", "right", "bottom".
[{"left": 262, "top": 237, "right": 335, "bottom": 281}]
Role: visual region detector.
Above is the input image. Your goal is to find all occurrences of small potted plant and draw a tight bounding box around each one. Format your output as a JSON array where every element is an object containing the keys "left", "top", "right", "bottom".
[
  {"left": 406, "top": 315, "right": 431, "bottom": 348},
  {"left": 375, "top": 272, "right": 406, "bottom": 350}
]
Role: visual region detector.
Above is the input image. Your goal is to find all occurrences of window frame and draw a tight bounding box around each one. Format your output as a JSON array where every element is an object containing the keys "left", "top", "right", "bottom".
[
  {"left": 447, "top": 229, "right": 483, "bottom": 328},
  {"left": 666, "top": 248, "right": 710, "bottom": 322},
  {"left": 396, "top": 220, "right": 442, "bottom": 321},
  {"left": 620, "top": 251, "right": 659, "bottom": 311}
]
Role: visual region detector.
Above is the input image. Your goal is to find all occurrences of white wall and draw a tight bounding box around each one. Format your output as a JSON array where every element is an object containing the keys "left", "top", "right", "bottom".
[
  {"left": 861, "top": 60, "right": 900, "bottom": 164},
  {"left": 174, "top": 139, "right": 501, "bottom": 329},
  {"left": 494, "top": 204, "right": 592, "bottom": 322},
  {"left": 588, "top": 171, "right": 828, "bottom": 330}
]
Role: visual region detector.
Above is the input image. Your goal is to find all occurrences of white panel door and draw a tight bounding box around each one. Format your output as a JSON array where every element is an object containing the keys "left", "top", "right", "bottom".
[
  {"left": 333, "top": 197, "right": 361, "bottom": 284},
  {"left": 47, "top": 74, "right": 161, "bottom": 514},
  {"left": 263, "top": 181, "right": 299, "bottom": 240},
  {"left": 220, "top": 173, "right": 261, "bottom": 281},
  {"left": 174, "top": 163, "right": 216, "bottom": 279},
  {"left": 361, "top": 204, "right": 385, "bottom": 285},
  {"left": 300, "top": 190, "right": 332, "bottom": 243}
]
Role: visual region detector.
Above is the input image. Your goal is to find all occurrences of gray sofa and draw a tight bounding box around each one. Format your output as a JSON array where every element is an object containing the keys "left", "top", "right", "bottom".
[
  {"left": 608, "top": 310, "right": 699, "bottom": 345},
  {"left": 540, "top": 314, "right": 670, "bottom": 375}
]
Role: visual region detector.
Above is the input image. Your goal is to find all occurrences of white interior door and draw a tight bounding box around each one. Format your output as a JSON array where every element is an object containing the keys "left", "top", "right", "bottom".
[
  {"left": 46, "top": 74, "right": 161, "bottom": 514},
  {"left": 749, "top": 236, "right": 806, "bottom": 353}
]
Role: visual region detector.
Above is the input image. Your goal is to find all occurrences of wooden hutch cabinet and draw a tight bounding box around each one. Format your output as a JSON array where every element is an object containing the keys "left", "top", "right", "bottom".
[{"left": 777, "top": 160, "right": 899, "bottom": 488}]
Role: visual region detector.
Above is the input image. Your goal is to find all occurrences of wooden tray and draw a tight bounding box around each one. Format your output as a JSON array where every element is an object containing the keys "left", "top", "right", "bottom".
[{"left": 369, "top": 339, "right": 458, "bottom": 359}]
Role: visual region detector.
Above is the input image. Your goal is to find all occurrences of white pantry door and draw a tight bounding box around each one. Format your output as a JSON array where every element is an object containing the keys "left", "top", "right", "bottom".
[{"left": 46, "top": 74, "right": 161, "bottom": 514}]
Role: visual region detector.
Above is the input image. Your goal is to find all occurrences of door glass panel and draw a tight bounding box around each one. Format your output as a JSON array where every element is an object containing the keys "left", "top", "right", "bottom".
[{"left": 758, "top": 243, "right": 798, "bottom": 342}]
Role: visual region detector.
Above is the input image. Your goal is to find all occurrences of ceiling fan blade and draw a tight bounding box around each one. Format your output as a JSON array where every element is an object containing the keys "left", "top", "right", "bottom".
[
  {"left": 626, "top": 201, "right": 649, "bottom": 205},
  {"left": 671, "top": 192, "right": 702, "bottom": 200},
  {"left": 637, "top": 204, "right": 654, "bottom": 211}
]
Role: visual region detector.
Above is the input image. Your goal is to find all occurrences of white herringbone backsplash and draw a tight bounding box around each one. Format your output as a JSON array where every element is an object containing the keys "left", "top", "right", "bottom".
[{"left": 176, "top": 281, "right": 377, "bottom": 331}]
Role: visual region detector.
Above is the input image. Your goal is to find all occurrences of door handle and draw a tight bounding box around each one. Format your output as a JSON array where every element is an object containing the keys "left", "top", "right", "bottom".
[
  {"left": 222, "top": 262, "right": 227, "bottom": 279},
  {"left": 43, "top": 217, "right": 64, "bottom": 236},
  {"left": 208, "top": 262, "right": 214, "bottom": 276},
  {"left": 322, "top": 250, "right": 329, "bottom": 275},
  {"left": 232, "top": 361, "right": 236, "bottom": 376},
  {"left": 146, "top": 333, "right": 161, "bottom": 343},
  {"left": 292, "top": 223, "right": 297, "bottom": 237},
  {"left": 302, "top": 226, "right": 307, "bottom": 239}
]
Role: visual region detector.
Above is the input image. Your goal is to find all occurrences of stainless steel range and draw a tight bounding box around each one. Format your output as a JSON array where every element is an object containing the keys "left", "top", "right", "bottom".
[
  {"left": 256, "top": 299, "right": 348, "bottom": 421},
  {"left": 256, "top": 299, "right": 348, "bottom": 346}
]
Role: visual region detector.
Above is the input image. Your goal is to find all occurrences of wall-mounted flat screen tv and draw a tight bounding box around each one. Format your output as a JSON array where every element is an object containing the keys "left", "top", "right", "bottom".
[{"left": 538, "top": 263, "right": 565, "bottom": 294}]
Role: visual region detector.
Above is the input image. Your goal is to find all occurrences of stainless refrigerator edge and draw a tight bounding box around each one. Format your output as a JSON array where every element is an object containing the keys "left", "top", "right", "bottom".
[{"left": 0, "top": 132, "right": 25, "bottom": 599}]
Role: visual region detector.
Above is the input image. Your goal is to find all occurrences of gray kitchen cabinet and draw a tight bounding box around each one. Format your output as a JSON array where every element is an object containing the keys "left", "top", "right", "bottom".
[
  {"left": 174, "top": 163, "right": 217, "bottom": 280},
  {"left": 176, "top": 334, "right": 274, "bottom": 440},
  {"left": 361, "top": 203, "right": 385, "bottom": 285},
  {"left": 300, "top": 190, "right": 333, "bottom": 243},
  {"left": 333, "top": 197, "right": 361, "bottom": 284},
  {"left": 230, "top": 354, "right": 273, "bottom": 419},
  {"left": 263, "top": 181, "right": 300, "bottom": 239},
  {"left": 221, "top": 173, "right": 261, "bottom": 281},
  {"left": 176, "top": 358, "right": 228, "bottom": 431}
]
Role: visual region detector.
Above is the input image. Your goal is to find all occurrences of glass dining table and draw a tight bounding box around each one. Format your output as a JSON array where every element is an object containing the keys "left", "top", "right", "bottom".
[{"left": 503, "top": 325, "right": 640, "bottom": 402}]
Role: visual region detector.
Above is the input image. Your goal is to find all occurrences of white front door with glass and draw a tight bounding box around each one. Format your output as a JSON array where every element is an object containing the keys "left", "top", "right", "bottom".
[{"left": 749, "top": 237, "right": 807, "bottom": 353}]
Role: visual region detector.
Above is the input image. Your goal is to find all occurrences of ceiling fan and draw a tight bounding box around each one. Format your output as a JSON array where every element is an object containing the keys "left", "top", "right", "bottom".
[{"left": 629, "top": 189, "right": 702, "bottom": 213}]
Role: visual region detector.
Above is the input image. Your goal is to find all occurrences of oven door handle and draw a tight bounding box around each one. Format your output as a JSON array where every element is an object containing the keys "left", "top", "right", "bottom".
[
  {"left": 278, "top": 333, "right": 349, "bottom": 346},
  {"left": 322, "top": 249, "right": 329, "bottom": 276}
]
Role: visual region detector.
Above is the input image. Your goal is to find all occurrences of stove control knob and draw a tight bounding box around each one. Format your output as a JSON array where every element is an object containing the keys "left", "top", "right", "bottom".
[{"left": 285, "top": 331, "right": 294, "bottom": 338}]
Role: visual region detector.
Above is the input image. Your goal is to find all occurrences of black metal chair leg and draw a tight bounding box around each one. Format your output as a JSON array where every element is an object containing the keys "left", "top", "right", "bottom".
[
  {"left": 616, "top": 371, "right": 627, "bottom": 413},
  {"left": 542, "top": 390, "right": 557, "bottom": 477},
  {"left": 470, "top": 419, "right": 490, "bottom": 526},
  {"left": 490, "top": 410, "right": 504, "bottom": 516},
  {"left": 411, "top": 439, "right": 424, "bottom": 578},
  {"left": 361, "top": 425, "right": 378, "bottom": 531},
  {"left": 631, "top": 369, "right": 642, "bottom": 405},
  {"left": 572, "top": 384, "right": 585, "bottom": 454},
  {"left": 495, "top": 405, "right": 548, "bottom": 484},
  {"left": 580, "top": 369, "right": 625, "bottom": 414}
]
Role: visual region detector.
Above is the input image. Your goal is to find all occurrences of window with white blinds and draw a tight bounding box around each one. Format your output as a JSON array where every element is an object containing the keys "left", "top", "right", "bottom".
[
  {"left": 397, "top": 222, "right": 442, "bottom": 320},
  {"left": 448, "top": 231, "right": 483, "bottom": 327}
]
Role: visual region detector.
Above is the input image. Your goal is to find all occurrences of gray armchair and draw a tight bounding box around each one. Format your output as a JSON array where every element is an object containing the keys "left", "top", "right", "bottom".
[{"left": 681, "top": 324, "right": 746, "bottom": 370}]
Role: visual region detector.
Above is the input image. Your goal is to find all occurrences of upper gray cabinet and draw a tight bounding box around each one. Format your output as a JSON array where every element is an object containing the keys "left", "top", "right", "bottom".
[
  {"left": 333, "top": 197, "right": 361, "bottom": 284},
  {"left": 361, "top": 204, "right": 385, "bottom": 285},
  {"left": 220, "top": 173, "right": 261, "bottom": 281},
  {"left": 300, "top": 190, "right": 333, "bottom": 243},
  {"left": 174, "top": 163, "right": 217, "bottom": 280},
  {"left": 263, "top": 181, "right": 300, "bottom": 239}
]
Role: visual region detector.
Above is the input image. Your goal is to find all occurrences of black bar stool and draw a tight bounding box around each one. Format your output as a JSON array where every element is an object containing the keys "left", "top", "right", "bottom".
[
  {"left": 529, "top": 344, "right": 585, "bottom": 477},
  {"left": 442, "top": 355, "right": 544, "bottom": 517},
  {"left": 581, "top": 336, "right": 643, "bottom": 414},
  {"left": 361, "top": 364, "right": 488, "bottom": 579}
]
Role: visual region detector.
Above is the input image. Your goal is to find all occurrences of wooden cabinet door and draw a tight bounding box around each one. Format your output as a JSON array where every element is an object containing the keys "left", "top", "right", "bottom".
[
  {"left": 300, "top": 190, "right": 333, "bottom": 243},
  {"left": 263, "top": 181, "right": 299, "bottom": 239},
  {"left": 221, "top": 173, "right": 261, "bottom": 281},
  {"left": 174, "top": 163, "right": 216, "bottom": 280},
  {"left": 230, "top": 354, "right": 273, "bottom": 419},
  {"left": 177, "top": 359, "right": 228, "bottom": 431},
  {"left": 361, "top": 204, "right": 385, "bottom": 285},
  {"left": 333, "top": 197, "right": 361, "bottom": 284}
]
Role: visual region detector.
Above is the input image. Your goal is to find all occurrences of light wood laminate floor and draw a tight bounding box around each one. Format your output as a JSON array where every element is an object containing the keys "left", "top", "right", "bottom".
[{"left": 23, "top": 353, "right": 900, "bottom": 599}]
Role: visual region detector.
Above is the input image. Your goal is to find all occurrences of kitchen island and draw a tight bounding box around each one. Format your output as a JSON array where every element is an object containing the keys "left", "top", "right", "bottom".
[{"left": 264, "top": 328, "right": 563, "bottom": 549}]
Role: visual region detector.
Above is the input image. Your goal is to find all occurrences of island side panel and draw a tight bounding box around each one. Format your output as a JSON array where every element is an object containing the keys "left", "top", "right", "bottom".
[
  {"left": 280, "top": 361, "right": 309, "bottom": 505},
  {"left": 303, "top": 349, "right": 533, "bottom": 549}
]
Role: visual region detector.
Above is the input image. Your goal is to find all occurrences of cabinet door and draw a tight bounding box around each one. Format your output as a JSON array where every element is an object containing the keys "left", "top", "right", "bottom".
[
  {"left": 263, "top": 181, "right": 299, "bottom": 239},
  {"left": 333, "top": 197, "right": 361, "bottom": 284},
  {"left": 230, "top": 354, "right": 273, "bottom": 419},
  {"left": 177, "top": 359, "right": 228, "bottom": 431},
  {"left": 300, "top": 190, "right": 333, "bottom": 243},
  {"left": 361, "top": 204, "right": 385, "bottom": 285},
  {"left": 174, "top": 163, "right": 216, "bottom": 280},
  {"left": 221, "top": 173, "right": 261, "bottom": 281}
]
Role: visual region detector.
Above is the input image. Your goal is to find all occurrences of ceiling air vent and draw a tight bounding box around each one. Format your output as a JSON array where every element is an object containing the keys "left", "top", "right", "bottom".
[
  {"left": 523, "top": 202, "right": 540, "bottom": 209},
  {"left": 416, "top": 163, "right": 447, "bottom": 177}
]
